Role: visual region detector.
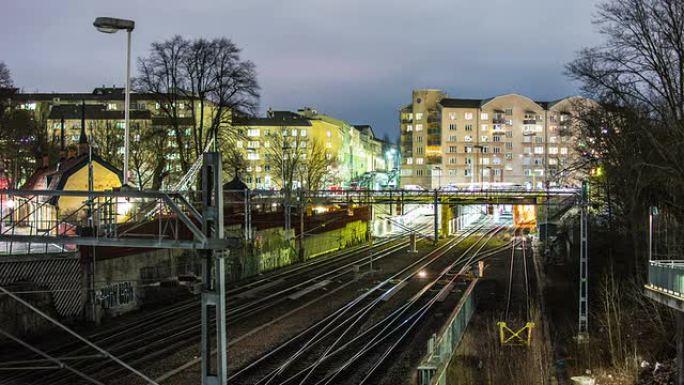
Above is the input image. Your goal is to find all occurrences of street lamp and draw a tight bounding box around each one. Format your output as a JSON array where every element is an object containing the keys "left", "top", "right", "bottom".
[
  {"left": 434, "top": 166, "right": 442, "bottom": 190},
  {"left": 93, "top": 17, "right": 135, "bottom": 186}
]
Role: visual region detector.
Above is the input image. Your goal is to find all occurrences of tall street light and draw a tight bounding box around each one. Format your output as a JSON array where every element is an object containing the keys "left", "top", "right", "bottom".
[{"left": 93, "top": 17, "right": 135, "bottom": 186}]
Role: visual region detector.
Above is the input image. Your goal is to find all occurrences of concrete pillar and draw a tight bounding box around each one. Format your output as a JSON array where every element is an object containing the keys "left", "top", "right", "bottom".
[{"left": 409, "top": 233, "right": 417, "bottom": 253}]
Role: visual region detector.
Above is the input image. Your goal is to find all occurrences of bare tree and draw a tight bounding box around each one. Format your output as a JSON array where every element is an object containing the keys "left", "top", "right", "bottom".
[
  {"left": 299, "top": 138, "right": 336, "bottom": 192},
  {"left": 0, "top": 61, "right": 12, "bottom": 88},
  {"left": 136, "top": 36, "right": 260, "bottom": 182},
  {"left": 223, "top": 145, "right": 247, "bottom": 181},
  {"left": 266, "top": 127, "right": 307, "bottom": 195},
  {"left": 129, "top": 122, "right": 169, "bottom": 190},
  {"left": 567, "top": 0, "right": 684, "bottom": 272}
]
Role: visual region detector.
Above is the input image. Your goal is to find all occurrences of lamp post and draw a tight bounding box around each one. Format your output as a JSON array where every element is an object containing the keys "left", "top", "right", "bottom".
[
  {"left": 434, "top": 166, "right": 442, "bottom": 190},
  {"left": 93, "top": 17, "right": 135, "bottom": 186}
]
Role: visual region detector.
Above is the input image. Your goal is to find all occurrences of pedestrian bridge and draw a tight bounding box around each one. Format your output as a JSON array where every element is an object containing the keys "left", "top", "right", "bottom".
[
  {"left": 0, "top": 186, "right": 579, "bottom": 255},
  {"left": 240, "top": 187, "right": 580, "bottom": 206},
  {"left": 645, "top": 261, "right": 684, "bottom": 311}
]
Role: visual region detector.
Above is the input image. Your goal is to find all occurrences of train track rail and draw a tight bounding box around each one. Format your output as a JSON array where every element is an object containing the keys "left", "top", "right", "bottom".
[
  {"left": 0, "top": 223, "right": 436, "bottom": 385},
  {"left": 222, "top": 222, "right": 507, "bottom": 385}
]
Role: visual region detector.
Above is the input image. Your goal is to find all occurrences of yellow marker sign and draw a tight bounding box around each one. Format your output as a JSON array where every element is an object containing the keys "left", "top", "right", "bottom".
[{"left": 497, "top": 321, "right": 535, "bottom": 346}]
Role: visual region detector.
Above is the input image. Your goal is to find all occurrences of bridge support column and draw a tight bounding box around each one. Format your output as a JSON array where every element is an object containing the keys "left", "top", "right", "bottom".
[
  {"left": 200, "top": 152, "right": 227, "bottom": 385},
  {"left": 433, "top": 190, "right": 439, "bottom": 245}
]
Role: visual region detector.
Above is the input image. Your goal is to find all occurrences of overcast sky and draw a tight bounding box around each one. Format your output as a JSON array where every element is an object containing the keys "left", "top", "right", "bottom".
[{"left": 1, "top": 0, "right": 601, "bottom": 139}]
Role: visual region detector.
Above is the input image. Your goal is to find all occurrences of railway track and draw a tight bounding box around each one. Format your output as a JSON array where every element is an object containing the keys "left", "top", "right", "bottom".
[
  {"left": 0, "top": 222, "right": 435, "bottom": 385},
  {"left": 222, "top": 222, "right": 508, "bottom": 385}
]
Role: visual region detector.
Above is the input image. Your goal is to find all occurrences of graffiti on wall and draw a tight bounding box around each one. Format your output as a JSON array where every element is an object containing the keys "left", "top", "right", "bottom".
[{"left": 97, "top": 282, "right": 135, "bottom": 309}]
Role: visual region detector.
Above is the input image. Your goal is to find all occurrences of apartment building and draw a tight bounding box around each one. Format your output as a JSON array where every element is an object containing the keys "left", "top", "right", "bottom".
[
  {"left": 400, "top": 89, "right": 585, "bottom": 190},
  {"left": 9, "top": 86, "right": 216, "bottom": 187},
  {"left": 233, "top": 108, "right": 391, "bottom": 190}
]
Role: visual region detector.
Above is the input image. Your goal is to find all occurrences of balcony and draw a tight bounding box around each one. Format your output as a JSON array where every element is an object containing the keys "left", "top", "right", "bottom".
[
  {"left": 523, "top": 119, "right": 537, "bottom": 125},
  {"left": 427, "top": 156, "right": 442, "bottom": 165},
  {"left": 492, "top": 117, "right": 506, "bottom": 124},
  {"left": 401, "top": 119, "right": 413, "bottom": 124},
  {"left": 646, "top": 261, "right": 684, "bottom": 310}
]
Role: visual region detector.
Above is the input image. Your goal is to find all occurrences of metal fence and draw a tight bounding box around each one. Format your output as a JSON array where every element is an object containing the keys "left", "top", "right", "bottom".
[
  {"left": 417, "top": 279, "right": 478, "bottom": 385},
  {"left": 648, "top": 260, "right": 684, "bottom": 298}
]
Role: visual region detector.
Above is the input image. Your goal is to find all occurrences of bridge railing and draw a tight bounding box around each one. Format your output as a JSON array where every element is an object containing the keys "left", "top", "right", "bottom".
[
  {"left": 223, "top": 188, "right": 580, "bottom": 205},
  {"left": 647, "top": 260, "right": 684, "bottom": 298},
  {"left": 0, "top": 189, "right": 223, "bottom": 251}
]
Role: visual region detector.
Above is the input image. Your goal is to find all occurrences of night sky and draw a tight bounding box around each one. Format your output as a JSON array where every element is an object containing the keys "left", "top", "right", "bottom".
[{"left": 1, "top": 0, "right": 600, "bottom": 139}]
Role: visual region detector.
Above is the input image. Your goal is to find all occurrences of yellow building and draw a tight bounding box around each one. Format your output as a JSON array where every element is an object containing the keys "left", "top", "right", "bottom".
[
  {"left": 18, "top": 129, "right": 123, "bottom": 232},
  {"left": 400, "top": 89, "right": 588, "bottom": 189},
  {"left": 233, "top": 108, "right": 390, "bottom": 190}
]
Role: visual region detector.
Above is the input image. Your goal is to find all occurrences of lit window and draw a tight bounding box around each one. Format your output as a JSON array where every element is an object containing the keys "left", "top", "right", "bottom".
[
  {"left": 415, "top": 113, "right": 423, "bottom": 120},
  {"left": 107, "top": 103, "right": 117, "bottom": 110},
  {"left": 549, "top": 147, "right": 558, "bottom": 154},
  {"left": 326, "top": 130, "right": 332, "bottom": 137},
  {"left": 464, "top": 112, "right": 473, "bottom": 120},
  {"left": 464, "top": 135, "right": 472, "bottom": 142},
  {"left": 416, "top": 124, "right": 423, "bottom": 131},
  {"left": 481, "top": 124, "right": 488, "bottom": 131},
  {"left": 560, "top": 147, "right": 568, "bottom": 155},
  {"left": 300, "top": 129, "right": 307, "bottom": 137},
  {"left": 247, "top": 129, "right": 260, "bottom": 137},
  {"left": 237, "top": 141, "right": 243, "bottom": 148},
  {"left": 534, "top": 146, "right": 544, "bottom": 154},
  {"left": 481, "top": 113, "right": 489, "bottom": 120},
  {"left": 407, "top": 157, "right": 413, "bottom": 165},
  {"left": 481, "top": 136, "right": 489, "bottom": 142},
  {"left": 449, "top": 113, "right": 457, "bottom": 120},
  {"left": 248, "top": 141, "right": 260, "bottom": 148},
  {"left": 416, "top": 158, "right": 424, "bottom": 165}
]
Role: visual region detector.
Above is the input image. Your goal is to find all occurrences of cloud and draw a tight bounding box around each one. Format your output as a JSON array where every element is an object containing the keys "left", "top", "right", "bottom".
[{"left": 0, "top": 0, "right": 601, "bottom": 138}]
